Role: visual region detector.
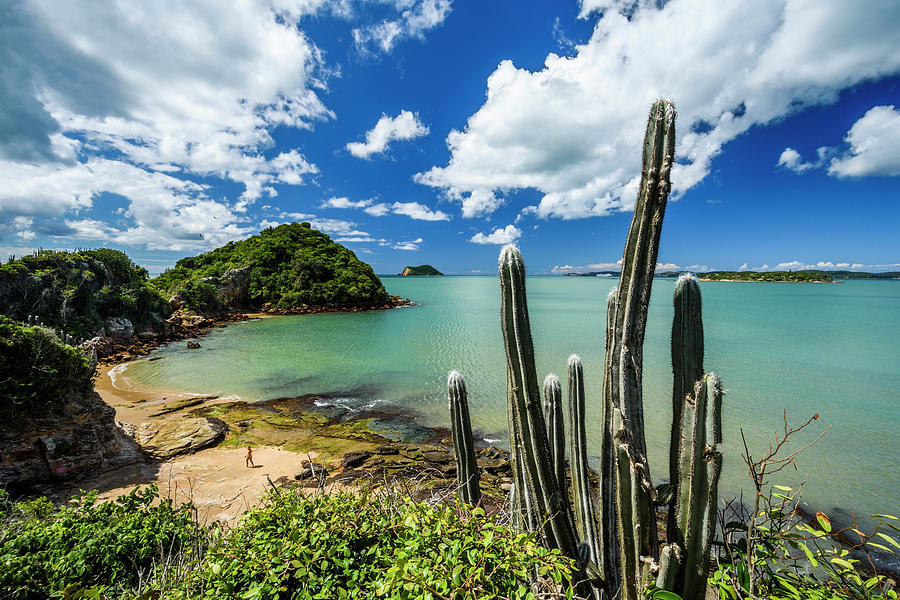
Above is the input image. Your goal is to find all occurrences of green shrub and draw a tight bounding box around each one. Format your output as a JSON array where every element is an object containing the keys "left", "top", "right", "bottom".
[
  {"left": 0, "top": 486, "right": 206, "bottom": 599},
  {"left": 0, "top": 316, "right": 93, "bottom": 410},
  {"left": 184, "top": 491, "right": 574, "bottom": 599}
]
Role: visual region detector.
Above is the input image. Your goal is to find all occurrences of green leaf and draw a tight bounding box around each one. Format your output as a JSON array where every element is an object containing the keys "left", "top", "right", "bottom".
[
  {"left": 876, "top": 532, "right": 900, "bottom": 550},
  {"left": 799, "top": 542, "right": 818, "bottom": 568}
]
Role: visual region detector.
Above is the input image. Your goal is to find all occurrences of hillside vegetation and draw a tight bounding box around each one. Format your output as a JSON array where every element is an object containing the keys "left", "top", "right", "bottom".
[
  {"left": 0, "top": 249, "right": 170, "bottom": 338},
  {"left": 0, "top": 316, "right": 94, "bottom": 410},
  {"left": 400, "top": 264, "right": 443, "bottom": 276},
  {"left": 151, "top": 222, "right": 389, "bottom": 311},
  {"left": 700, "top": 270, "right": 834, "bottom": 282}
]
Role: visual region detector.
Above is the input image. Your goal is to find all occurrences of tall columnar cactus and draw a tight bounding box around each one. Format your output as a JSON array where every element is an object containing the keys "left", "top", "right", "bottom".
[
  {"left": 567, "top": 355, "right": 601, "bottom": 567},
  {"left": 447, "top": 99, "right": 723, "bottom": 600},
  {"left": 607, "top": 98, "right": 676, "bottom": 598},
  {"left": 543, "top": 374, "right": 566, "bottom": 493},
  {"left": 448, "top": 370, "right": 481, "bottom": 506},
  {"left": 668, "top": 273, "right": 704, "bottom": 541},
  {"left": 499, "top": 245, "right": 580, "bottom": 558}
]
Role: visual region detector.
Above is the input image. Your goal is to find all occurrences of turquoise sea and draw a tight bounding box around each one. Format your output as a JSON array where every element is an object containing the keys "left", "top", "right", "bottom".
[{"left": 118, "top": 276, "right": 900, "bottom": 526}]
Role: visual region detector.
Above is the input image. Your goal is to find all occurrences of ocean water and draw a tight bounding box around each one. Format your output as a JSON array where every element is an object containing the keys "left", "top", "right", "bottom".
[{"left": 120, "top": 276, "right": 900, "bottom": 524}]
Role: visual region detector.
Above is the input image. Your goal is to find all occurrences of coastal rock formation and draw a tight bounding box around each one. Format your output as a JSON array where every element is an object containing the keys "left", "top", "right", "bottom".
[
  {"left": 104, "top": 317, "right": 134, "bottom": 339},
  {"left": 0, "top": 391, "right": 140, "bottom": 494},
  {"left": 215, "top": 266, "right": 252, "bottom": 308},
  {"left": 127, "top": 417, "right": 227, "bottom": 459}
]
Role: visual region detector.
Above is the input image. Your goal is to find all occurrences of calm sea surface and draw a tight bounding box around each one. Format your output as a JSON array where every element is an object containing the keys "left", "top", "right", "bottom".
[{"left": 120, "top": 276, "right": 900, "bottom": 523}]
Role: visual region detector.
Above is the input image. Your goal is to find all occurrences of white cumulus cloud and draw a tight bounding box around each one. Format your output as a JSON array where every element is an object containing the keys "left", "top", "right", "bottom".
[
  {"left": 416, "top": 0, "right": 900, "bottom": 219},
  {"left": 0, "top": 0, "right": 339, "bottom": 250},
  {"left": 828, "top": 105, "right": 900, "bottom": 177},
  {"left": 392, "top": 237, "right": 424, "bottom": 251},
  {"left": 469, "top": 225, "right": 521, "bottom": 245},
  {"left": 390, "top": 201, "right": 449, "bottom": 221},
  {"left": 353, "top": 0, "right": 452, "bottom": 54},
  {"left": 346, "top": 110, "right": 429, "bottom": 159}
]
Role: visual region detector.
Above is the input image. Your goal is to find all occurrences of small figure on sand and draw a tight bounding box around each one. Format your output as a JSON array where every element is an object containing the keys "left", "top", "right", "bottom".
[{"left": 246, "top": 446, "right": 254, "bottom": 468}]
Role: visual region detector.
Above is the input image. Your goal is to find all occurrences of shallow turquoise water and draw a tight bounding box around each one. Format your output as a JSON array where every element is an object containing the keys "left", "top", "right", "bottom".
[{"left": 121, "top": 276, "right": 900, "bottom": 523}]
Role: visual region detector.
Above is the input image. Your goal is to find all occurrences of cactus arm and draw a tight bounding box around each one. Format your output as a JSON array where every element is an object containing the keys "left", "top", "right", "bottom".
[
  {"left": 543, "top": 373, "right": 567, "bottom": 493},
  {"left": 599, "top": 287, "right": 621, "bottom": 592},
  {"left": 679, "top": 373, "right": 723, "bottom": 599},
  {"left": 448, "top": 370, "right": 481, "bottom": 506},
  {"left": 607, "top": 99, "right": 675, "bottom": 594},
  {"left": 614, "top": 99, "right": 677, "bottom": 462},
  {"left": 656, "top": 543, "right": 683, "bottom": 590},
  {"left": 669, "top": 273, "right": 704, "bottom": 544},
  {"left": 499, "top": 245, "right": 580, "bottom": 557},
  {"left": 567, "top": 355, "right": 602, "bottom": 567}
]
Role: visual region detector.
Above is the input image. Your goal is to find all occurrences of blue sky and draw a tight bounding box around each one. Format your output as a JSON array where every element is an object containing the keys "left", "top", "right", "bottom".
[{"left": 1, "top": 0, "right": 899, "bottom": 275}]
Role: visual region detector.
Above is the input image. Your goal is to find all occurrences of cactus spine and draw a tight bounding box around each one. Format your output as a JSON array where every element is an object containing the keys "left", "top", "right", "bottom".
[
  {"left": 567, "top": 355, "right": 601, "bottom": 567},
  {"left": 543, "top": 374, "right": 566, "bottom": 493},
  {"left": 448, "top": 370, "right": 481, "bottom": 506}
]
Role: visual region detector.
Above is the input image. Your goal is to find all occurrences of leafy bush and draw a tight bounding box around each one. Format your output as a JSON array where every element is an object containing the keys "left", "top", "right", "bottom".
[
  {"left": 152, "top": 222, "right": 390, "bottom": 310},
  {"left": 0, "top": 486, "right": 207, "bottom": 599},
  {"left": 0, "top": 316, "right": 93, "bottom": 410},
  {"left": 175, "top": 279, "right": 224, "bottom": 314},
  {"left": 0, "top": 488, "right": 576, "bottom": 599},
  {"left": 185, "top": 491, "right": 574, "bottom": 599},
  {"left": 0, "top": 249, "right": 170, "bottom": 337}
]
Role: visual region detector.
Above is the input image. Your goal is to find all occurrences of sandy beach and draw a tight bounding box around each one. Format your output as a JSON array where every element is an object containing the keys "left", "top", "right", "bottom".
[{"left": 71, "top": 365, "right": 324, "bottom": 525}]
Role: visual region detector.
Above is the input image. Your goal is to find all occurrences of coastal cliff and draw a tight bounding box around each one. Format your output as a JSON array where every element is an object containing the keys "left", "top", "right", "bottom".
[{"left": 0, "top": 317, "right": 140, "bottom": 493}]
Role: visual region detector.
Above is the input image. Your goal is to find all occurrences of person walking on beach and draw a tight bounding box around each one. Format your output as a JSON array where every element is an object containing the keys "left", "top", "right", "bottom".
[{"left": 246, "top": 446, "right": 254, "bottom": 468}]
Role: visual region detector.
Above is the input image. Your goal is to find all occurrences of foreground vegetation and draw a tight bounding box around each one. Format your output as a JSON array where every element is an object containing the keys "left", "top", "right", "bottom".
[
  {"left": 151, "top": 222, "right": 389, "bottom": 312},
  {"left": 0, "top": 487, "right": 575, "bottom": 599},
  {"left": 1, "top": 481, "right": 895, "bottom": 600},
  {"left": 0, "top": 248, "right": 169, "bottom": 338}
]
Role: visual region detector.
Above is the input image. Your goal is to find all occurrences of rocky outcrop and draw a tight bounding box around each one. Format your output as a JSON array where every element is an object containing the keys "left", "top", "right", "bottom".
[
  {"left": 215, "top": 266, "right": 252, "bottom": 308},
  {"left": 126, "top": 417, "right": 227, "bottom": 459},
  {"left": 104, "top": 317, "right": 134, "bottom": 339},
  {"left": 0, "top": 391, "right": 141, "bottom": 494}
]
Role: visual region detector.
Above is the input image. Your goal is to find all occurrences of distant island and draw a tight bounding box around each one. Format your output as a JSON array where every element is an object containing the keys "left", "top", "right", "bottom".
[
  {"left": 565, "top": 269, "right": 900, "bottom": 282},
  {"left": 399, "top": 265, "right": 443, "bottom": 276}
]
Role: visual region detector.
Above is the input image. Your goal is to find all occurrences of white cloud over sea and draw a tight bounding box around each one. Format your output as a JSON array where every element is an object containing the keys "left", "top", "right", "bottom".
[{"left": 417, "top": 0, "right": 900, "bottom": 219}]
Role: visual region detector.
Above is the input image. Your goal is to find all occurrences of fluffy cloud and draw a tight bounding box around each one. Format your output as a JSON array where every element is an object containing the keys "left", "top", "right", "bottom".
[
  {"left": 346, "top": 111, "right": 429, "bottom": 159},
  {"left": 777, "top": 148, "right": 814, "bottom": 173},
  {"left": 0, "top": 0, "right": 340, "bottom": 250},
  {"left": 741, "top": 260, "right": 900, "bottom": 272},
  {"left": 417, "top": 0, "right": 900, "bottom": 219},
  {"left": 353, "top": 0, "right": 452, "bottom": 54},
  {"left": 364, "top": 203, "right": 391, "bottom": 217},
  {"left": 318, "top": 196, "right": 448, "bottom": 220},
  {"left": 390, "top": 201, "right": 449, "bottom": 221},
  {"left": 829, "top": 105, "right": 900, "bottom": 177},
  {"left": 392, "top": 237, "right": 424, "bottom": 251},
  {"left": 320, "top": 197, "right": 374, "bottom": 209},
  {"left": 0, "top": 158, "right": 252, "bottom": 250},
  {"left": 469, "top": 225, "right": 521, "bottom": 245}
]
